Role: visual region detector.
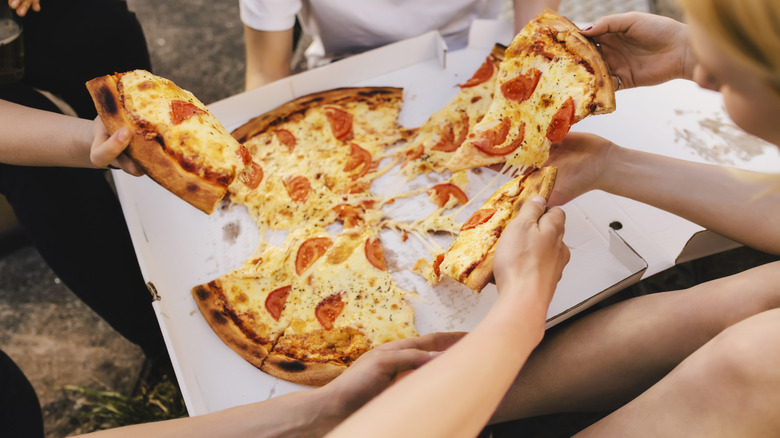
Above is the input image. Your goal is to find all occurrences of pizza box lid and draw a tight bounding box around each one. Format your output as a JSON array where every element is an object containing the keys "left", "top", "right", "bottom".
[{"left": 112, "top": 21, "right": 780, "bottom": 416}]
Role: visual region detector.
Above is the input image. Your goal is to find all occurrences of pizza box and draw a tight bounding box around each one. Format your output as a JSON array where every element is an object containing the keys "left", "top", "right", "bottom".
[{"left": 111, "top": 22, "right": 779, "bottom": 417}]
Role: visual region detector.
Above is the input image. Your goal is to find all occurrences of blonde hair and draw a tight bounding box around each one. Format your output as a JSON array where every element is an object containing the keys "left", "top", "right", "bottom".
[{"left": 677, "top": 0, "right": 780, "bottom": 97}]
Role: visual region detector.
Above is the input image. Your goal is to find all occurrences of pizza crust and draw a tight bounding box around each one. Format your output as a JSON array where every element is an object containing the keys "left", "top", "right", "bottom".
[
  {"left": 261, "top": 353, "right": 346, "bottom": 387},
  {"left": 86, "top": 74, "right": 234, "bottom": 214},
  {"left": 191, "top": 282, "right": 274, "bottom": 369}
]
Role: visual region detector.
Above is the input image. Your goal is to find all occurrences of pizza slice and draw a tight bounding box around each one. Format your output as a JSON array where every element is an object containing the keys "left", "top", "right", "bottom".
[
  {"left": 446, "top": 9, "right": 615, "bottom": 173},
  {"left": 263, "top": 228, "right": 417, "bottom": 386},
  {"left": 86, "top": 69, "right": 250, "bottom": 214},
  {"left": 399, "top": 45, "right": 505, "bottom": 179},
  {"left": 436, "top": 166, "right": 557, "bottom": 292}
]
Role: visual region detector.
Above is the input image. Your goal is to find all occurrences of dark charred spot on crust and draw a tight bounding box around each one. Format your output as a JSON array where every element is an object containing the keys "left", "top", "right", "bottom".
[
  {"left": 210, "top": 309, "right": 228, "bottom": 325},
  {"left": 186, "top": 182, "right": 199, "bottom": 193},
  {"left": 97, "top": 88, "right": 118, "bottom": 115},
  {"left": 194, "top": 285, "right": 211, "bottom": 301},
  {"left": 277, "top": 360, "right": 307, "bottom": 373},
  {"left": 471, "top": 96, "right": 483, "bottom": 104},
  {"left": 462, "top": 260, "right": 480, "bottom": 279},
  {"left": 578, "top": 59, "right": 595, "bottom": 74}
]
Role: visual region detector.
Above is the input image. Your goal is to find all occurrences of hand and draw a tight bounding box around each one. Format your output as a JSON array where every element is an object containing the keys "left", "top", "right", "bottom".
[
  {"left": 89, "top": 117, "right": 144, "bottom": 176},
  {"left": 582, "top": 12, "right": 694, "bottom": 89},
  {"left": 318, "top": 332, "right": 465, "bottom": 426},
  {"left": 544, "top": 132, "right": 616, "bottom": 205},
  {"left": 8, "top": 0, "right": 40, "bottom": 16},
  {"left": 493, "top": 196, "right": 568, "bottom": 305}
]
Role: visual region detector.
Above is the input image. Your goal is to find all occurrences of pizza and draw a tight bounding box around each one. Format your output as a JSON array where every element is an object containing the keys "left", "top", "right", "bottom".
[
  {"left": 86, "top": 69, "right": 250, "bottom": 214},
  {"left": 435, "top": 166, "right": 558, "bottom": 291},
  {"left": 447, "top": 9, "right": 616, "bottom": 173},
  {"left": 399, "top": 44, "right": 505, "bottom": 179}
]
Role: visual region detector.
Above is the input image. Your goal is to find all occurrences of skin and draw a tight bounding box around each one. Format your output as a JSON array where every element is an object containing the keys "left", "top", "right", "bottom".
[
  {"left": 244, "top": 0, "right": 561, "bottom": 90},
  {"left": 7, "top": 0, "right": 39, "bottom": 17},
  {"left": 489, "top": 11, "right": 780, "bottom": 437}
]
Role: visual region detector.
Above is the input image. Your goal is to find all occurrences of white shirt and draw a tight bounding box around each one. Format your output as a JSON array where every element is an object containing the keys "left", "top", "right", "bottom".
[{"left": 239, "top": 0, "right": 504, "bottom": 68}]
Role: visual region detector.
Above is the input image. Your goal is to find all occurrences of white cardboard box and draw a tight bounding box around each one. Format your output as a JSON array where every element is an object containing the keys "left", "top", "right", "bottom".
[{"left": 112, "top": 21, "right": 780, "bottom": 416}]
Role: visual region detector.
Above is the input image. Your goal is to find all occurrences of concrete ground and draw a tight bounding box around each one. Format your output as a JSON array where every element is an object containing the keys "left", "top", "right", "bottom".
[{"left": 0, "top": 0, "right": 721, "bottom": 437}]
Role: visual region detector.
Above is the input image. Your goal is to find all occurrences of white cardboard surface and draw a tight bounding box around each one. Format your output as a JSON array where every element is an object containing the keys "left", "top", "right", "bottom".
[{"left": 113, "top": 22, "right": 780, "bottom": 416}]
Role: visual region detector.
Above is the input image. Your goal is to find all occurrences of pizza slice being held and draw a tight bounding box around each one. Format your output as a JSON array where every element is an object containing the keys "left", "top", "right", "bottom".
[
  {"left": 87, "top": 69, "right": 250, "bottom": 214},
  {"left": 436, "top": 166, "right": 557, "bottom": 292},
  {"left": 447, "top": 9, "right": 615, "bottom": 173}
]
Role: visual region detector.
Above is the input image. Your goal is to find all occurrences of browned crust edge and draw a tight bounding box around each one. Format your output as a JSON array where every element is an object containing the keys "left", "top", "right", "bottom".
[
  {"left": 231, "top": 86, "right": 404, "bottom": 143},
  {"left": 539, "top": 9, "right": 616, "bottom": 115},
  {"left": 86, "top": 74, "right": 228, "bottom": 214},
  {"left": 261, "top": 352, "right": 346, "bottom": 387},
  {"left": 191, "top": 282, "right": 273, "bottom": 369},
  {"left": 463, "top": 166, "right": 558, "bottom": 292}
]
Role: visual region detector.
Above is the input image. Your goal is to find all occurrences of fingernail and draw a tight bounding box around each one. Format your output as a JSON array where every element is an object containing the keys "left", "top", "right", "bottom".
[{"left": 582, "top": 25, "right": 593, "bottom": 31}]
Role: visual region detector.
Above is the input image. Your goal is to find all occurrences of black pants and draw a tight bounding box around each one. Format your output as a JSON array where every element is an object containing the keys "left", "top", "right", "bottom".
[
  {"left": 0, "top": 351, "right": 43, "bottom": 438},
  {"left": 0, "top": 0, "right": 166, "bottom": 360}
]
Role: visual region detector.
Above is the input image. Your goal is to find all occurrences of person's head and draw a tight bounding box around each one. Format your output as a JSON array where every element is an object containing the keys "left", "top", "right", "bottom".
[{"left": 678, "top": 0, "right": 780, "bottom": 145}]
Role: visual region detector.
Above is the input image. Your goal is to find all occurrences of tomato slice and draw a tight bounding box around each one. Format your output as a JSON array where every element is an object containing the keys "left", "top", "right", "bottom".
[
  {"left": 365, "top": 237, "right": 388, "bottom": 271},
  {"left": 295, "top": 236, "right": 332, "bottom": 275},
  {"left": 427, "top": 183, "right": 468, "bottom": 207},
  {"left": 402, "top": 144, "right": 424, "bottom": 167},
  {"left": 458, "top": 56, "right": 496, "bottom": 88},
  {"left": 239, "top": 161, "right": 263, "bottom": 189},
  {"left": 315, "top": 293, "right": 345, "bottom": 330},
  {"left": 500, "top": 69, "right": 541, "bottom": 103},
  {"left": 275, "top": 129, "right": 296, "bottom": 152},
  {"left": 324, "top": 106, "right": 353, "bottom": 141},
  {"left": 236, "top": 144, "right": 252, "bottom": 165},
  {"left": 283, "top": 175, "right": 311, "bottom": 203},
  {"left": 461, "top": 208, "right": 496, "bottom": 231},
  {"left": 333, "top": 204, "right": 363, "bottom": 229},
  {"left": 432, "top": 253, "right": 445, "bottom": 277},
  {"left": 265, "top": 285, "right": 291, "bottom": 321},
  {"left": 546, "top": 97, "right": 575, "bottom": 142},
  {"left": 431, "top": 115, "right": 469, "bottom": 153},
  {"left": 472, "top": 118, "right": 525, "bottom": 156},
  {"left": 343, "top": 143, "right": 372, "bottom": 179},
  {"left": 170, "top": 100, "right": 206, "bottom": 124}
]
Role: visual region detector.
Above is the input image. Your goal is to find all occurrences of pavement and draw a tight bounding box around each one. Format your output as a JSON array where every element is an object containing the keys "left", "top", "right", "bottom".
[{"left": 0, "top": 0, "right": 697, "bottom": 437}]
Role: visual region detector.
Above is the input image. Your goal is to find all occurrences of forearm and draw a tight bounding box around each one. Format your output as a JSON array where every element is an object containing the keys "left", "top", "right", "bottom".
[
  {"left": 77, "top": 387, "right": 342, "bottom": 438},
  {"left": 513, "top": 0, "right": 560, "bottom": 31},
  {"left": 0, "top": 100, "right": 96, "bottom": 167},
  {"left": 601, "top": 146, "right": 780, "bottom": 253},
  {"left": 243, "top": 25, "right": 294, "bottom": 90},
  {"left": 329, "top": 289, "right": 549, "bottom": 438}
]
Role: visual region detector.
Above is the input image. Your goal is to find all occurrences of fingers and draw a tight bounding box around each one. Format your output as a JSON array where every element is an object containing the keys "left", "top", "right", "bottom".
[
  {"left": 581, "top": 12, "right": 638, "bottom": 37},
  {"left": 9, "top": 0, "right": 41, "bottom": 16},
  {"left": 516, "top": 195, "right": 548, "bottom": 225},
  {"left": 373, "top": 332, "right": 466, "bottom": 353},
  {"left": 90, "top": 127, "right": 130, "bottom": 167}
]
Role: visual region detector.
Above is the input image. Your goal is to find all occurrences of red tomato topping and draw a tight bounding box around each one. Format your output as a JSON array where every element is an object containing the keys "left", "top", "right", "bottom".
[
  {"left": 546, "top": 97, "right": 575, "bottom": 142},
  {"left": 432, "top": 253, "right": 445, "bottom": 277},
  {"left": 315, "top": 293, "right": 345, "bottom": 330},
  {"left": 431, "top": 117, "right": 468, "bottom": 153},
  {"left": 265, "top": 285, "right": 291, "bottom": 321},
  {"left": 500, "top": 69, "right": 542, "bottom": 103},
  {"left": 324, "top": 106, "right": 353, "bottom": 141},
  {"left": 427, "top": 183, "right": 468, "bottom": 207},
  {"left": 275, "top": 129, "right": 296, "bottom": 152},
  {"left": 472, "top": 118, "right": 525, "bottom": 156},
  {"left": 461, "top": 208, "right": 496, "bottom": 231},
  {"left": 333, "top": 204, "right": 363, "bottom": 229},
  {"left": 283, "top": 175, "right": 311, "bottom": 203},
  {"left": 343, "top": 143, "right": 372, "bottom": 179},
  {"left": 236, "top": 145, "right": 252, "bottom": 165},
  {"left": 365, "top": 237, "right": 388, "bottom": 271},
  {"left": 295, "top": 236, "right": 332, "bottom": 275},
  {"left": 458, "top": 56, "right": 496, "bottom": 88},
  {"left": 402, "top": 145, "right": 424, "bottom": 167},
  {"left": 170, "top": 100, "right": 206, "bottom": 124},
  {"left": 239, "top": 162, "right": 263, "bottom": 189}
]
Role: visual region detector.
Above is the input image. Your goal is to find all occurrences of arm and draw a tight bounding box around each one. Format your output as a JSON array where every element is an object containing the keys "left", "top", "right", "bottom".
[
  {"left": 243, "top": 25, "right": 294, "bottom": 91},
  {"left": 581, "top": 12, "right": 695, "bottom": 89},
  {"left": 0, "top": 99, "right": 143, "bottom": 174},
  {"left": 75, "top": 332, "right": 465, "bottom": 438},
  {"left": 548, "top": 132, "right": 780, "bottom": 255},
  {"left": 512, "top": 0, "right": 561, "bottom": 32},
  {"left": 329, "top": 198, "right": 569, "bottom": 438}
]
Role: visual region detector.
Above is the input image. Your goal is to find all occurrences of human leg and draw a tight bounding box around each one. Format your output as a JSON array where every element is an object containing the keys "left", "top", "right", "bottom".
[
  {"left": 0, "top": 350, "right": 43, "bottom": 438},
  {"left": 492, "top": 260, "right": 780, "bottom": 422},
  {"left": 576, "top": 307, "right": 780, "bottom": 437}
]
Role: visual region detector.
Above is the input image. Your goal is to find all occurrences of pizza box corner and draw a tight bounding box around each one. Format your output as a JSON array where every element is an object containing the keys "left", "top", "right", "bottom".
[{"left": 111, "top": 21, "right": 767, "bottom": 416}]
